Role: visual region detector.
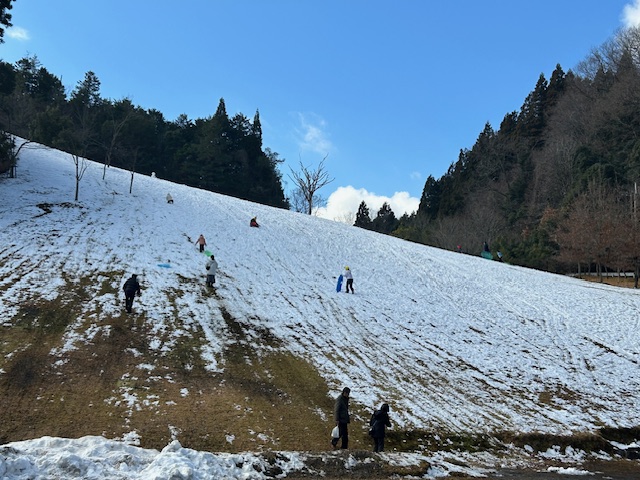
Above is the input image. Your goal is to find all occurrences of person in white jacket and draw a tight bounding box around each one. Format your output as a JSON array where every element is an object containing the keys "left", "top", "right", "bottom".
[
  {"left": 344, "top": 266, "right": 354, "bottom": 294},
  {"left": 206, "top": 255, "right": 218, "bottom": 287}
]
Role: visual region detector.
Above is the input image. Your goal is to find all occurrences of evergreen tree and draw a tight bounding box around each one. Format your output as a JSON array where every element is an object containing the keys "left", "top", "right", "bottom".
[
  {"left": 546, "top": 64, "right": 566, "bottom": 109},
  {"left": 0, "top": 129, "right": 14, "bottom": 174},
  {"left": 0, "top": 0, "right": 13, "bottom": 43},
  {"left": 64, "top": 71, "right": 103, "bottom": 158},
  {"left": 354, "top": 201, "right": 372, "bottom": 229},
  {"left": 70, "top": 71, "right": 102, "bottom": 109},
  {"left": 371, "top": 202, "right": 399, "bottom": 234},
  {"left": 517, "top": 73, "right": 548, "bottom": 143},
  {"left": 252, "top": 109, "right": 262, "bottom": 142},
  {"left": 418, "top": 175, "right": 441, "bottom": 220},
  {"left": 0, "top": 60, "right": 15, "bottom": 95}
]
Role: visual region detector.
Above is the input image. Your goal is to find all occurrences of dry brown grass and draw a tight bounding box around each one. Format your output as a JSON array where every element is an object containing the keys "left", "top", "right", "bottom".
[
  {"left": 578, "top": 275, "right": 637, "bottom": 289},
  {"left": 0, "top": 275, "right": 376, "bottom": 452}
]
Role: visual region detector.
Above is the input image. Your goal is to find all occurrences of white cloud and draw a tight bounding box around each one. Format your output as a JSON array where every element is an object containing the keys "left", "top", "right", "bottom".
[
  {"left": 294, "top": 112, "right": 332, "bottom": 155},
  {"left": 316, "top": 185, "right": 420, "bottom": 224},
  {"left": 7, "top": 26, "right": 30, "bottom": 41},
  {"left": 622, "top": 0, "right": 640, "bottom": 27},
  {"left": 410, "top": 171, "right": 422, "bottom": 181}
]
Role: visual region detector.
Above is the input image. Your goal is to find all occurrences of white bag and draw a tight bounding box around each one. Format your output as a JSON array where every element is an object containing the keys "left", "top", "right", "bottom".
[{"left": 331, "top": 426, "right": 339, "bottom": 439}]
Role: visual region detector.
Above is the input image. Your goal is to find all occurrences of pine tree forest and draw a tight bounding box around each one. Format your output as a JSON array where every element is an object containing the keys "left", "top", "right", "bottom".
[
  {"left": 0, "top": 57, "right": 289, "bottom": 209},
  {"left": 378, "top": 26, "right": 640, "bottom": 280}
]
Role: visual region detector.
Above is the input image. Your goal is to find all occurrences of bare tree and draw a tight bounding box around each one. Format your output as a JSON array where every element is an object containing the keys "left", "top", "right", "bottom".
[
  {"left": 288, "top": 187, "right": 307, "bottom": 214},
  {"left": 128, "top": 146, "right": 139, "bottom": 194},
  {"left": 557, "top": 180, "right": 626, "bottom": 280},
  {"left": 335, "top": 210, "right": 355, "bottom": 225},
  {"left": 288, "top": 156, "right": 334, "bottom": 215},
  {"left": 72, "top": 153, "right": 89, "bottom": 201},
  {"left": 1, "top": 139, "right": 47, "bottom": 179}
]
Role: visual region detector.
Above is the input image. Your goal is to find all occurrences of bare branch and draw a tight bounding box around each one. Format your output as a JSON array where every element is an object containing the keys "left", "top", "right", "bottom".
[{"left": 288, "top": 155, "right": 334, "bottom": 215}]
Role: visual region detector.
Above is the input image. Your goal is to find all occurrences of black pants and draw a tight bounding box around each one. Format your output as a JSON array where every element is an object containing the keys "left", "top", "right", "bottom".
[
  {"left": 346, "top": 279, "right": 354, "bottom": 293},
  {"left": 373, "top": 436, "right": 385, "bottom": 452},
  {"left": 199, "top": 244, "right": 205, "bottom": 252},
  {"left": 124, "top": 293, "right": 136, "bottom": 312},
  {"left": 331, "top": 422, "right": 349, "bottom": 449}
]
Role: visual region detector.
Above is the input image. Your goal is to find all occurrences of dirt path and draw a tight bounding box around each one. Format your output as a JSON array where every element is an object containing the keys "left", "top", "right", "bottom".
[{"left": 282, "top": 458, "right": 640, "bottom": 479}]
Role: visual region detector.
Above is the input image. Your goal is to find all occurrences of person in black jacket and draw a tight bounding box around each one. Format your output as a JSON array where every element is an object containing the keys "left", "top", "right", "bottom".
[
  {"left": 122, "top": 274, "right": 141, "bottom": 313},
  {"left": 369, "top": 403, "right": 391, "bottom": 452},
  {"left": 331, "top": 387, "right": 351, "bottom": 449}
]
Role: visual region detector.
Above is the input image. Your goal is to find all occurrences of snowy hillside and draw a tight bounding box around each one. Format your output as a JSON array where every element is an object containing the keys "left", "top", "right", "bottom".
[
  {"left": 2, "top": 140, "right": 640, "bottom": 436},
  {"left": 3, "top": 139, "right": 640, "bottom": 480}
]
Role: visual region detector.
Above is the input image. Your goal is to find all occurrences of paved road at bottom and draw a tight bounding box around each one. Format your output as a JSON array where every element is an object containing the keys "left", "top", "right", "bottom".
[{"left": 481, "top": 459, "right": 640, "bottom": 479}]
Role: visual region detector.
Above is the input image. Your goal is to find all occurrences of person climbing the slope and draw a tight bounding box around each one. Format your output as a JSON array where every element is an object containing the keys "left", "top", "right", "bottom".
[
  {"left": 206, "top": 254, "right": 218, "bottom": 287},
  {"left": 369, "top": 403, "right": 392, "bottom": 452},
  {"left": 250, "top": 217, "right": 260, "bottom": 228},
  {"left": 331, "top": 387, "right": 351, "bottom": 449},
  {"left": 195, "top": 234, "right": 207, "bottom": 252},
  {"left": 344, "top": 266, "right": 354, "bottom": 294},
  {"left": 122, "top": 274, "right": 141, "bottom": 313}
]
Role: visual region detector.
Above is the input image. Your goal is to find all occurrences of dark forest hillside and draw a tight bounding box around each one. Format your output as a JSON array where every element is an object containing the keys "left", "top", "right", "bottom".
[
  {"left": 387, "top": 26, "right": 640, "bottom": 280},
  {"left": 0, "top": 59, "right": 289, "bottom": 209}
]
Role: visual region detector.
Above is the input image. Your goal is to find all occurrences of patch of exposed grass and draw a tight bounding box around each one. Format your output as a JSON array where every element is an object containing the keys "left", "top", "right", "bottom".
[
  {"left": 97, "top": 270, "right": 125, "bottom": 296},
  {"left": 495, "top": 430, "right": 613, "bottom": 455},
  {"left": 13, "top": 300, "right": 72, "bottom": 336},
  {"left": 1, "top": 285, "right": 85, "bottom": 389},
  {"left": 165, "top": 334, "right": 210, "bottom": 375},
  {"left": 600, "top": 426, "right": 640, "bottom": 444},
  {"left": 538, "top": 384, "right": 580, "bottom": 406},
  {"left": 580, "top": 275, "right": 637, "bottom": 289},
  {"left": 384, "top": 429, "right": 505, "bottom": 454}
]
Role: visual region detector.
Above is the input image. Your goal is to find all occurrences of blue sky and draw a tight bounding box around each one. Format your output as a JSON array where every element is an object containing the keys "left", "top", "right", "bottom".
[{"left": 3, "top": 1, "right": 640, "bottom": 221}]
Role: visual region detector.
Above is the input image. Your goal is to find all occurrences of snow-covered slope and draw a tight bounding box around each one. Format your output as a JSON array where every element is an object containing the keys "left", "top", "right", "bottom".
[{"left": 2, "top": 140, "right": 640, "bottom": 438}]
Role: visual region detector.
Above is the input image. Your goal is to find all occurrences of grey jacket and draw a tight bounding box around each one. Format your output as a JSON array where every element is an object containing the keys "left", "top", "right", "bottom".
[{"left": 206, "top": 259, "right": 218, "bottom": 275}]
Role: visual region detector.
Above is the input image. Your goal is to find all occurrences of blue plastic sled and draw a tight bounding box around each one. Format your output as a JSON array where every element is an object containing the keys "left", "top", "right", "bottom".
[
  {"left": 157, "top": 263, "right": 172, "bottom": 268},
  {"left": 336, "top": 274, "right": 343, "bottom": 292},
  {"left": 480, "top": 251, "right": 493, "bottom": 260}
]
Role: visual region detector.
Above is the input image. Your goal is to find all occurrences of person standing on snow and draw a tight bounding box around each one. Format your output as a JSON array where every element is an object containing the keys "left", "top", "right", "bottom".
[
  {"left": 205, "top": 254, "right": 218, "bottom": 287},
  {"left": 122, "top": 274, "right": 141, "bottom": 313},
  {"left": 195, "top": 234, "right": 207, "bottom": 252},
  {"left": 344, "top": 266, "right": 354, "bottom": 294},
  {"left": 369, "top": 403, "right": 392, "bottom": 452},
  {"left": 332, "top": 387, "right": 351, "bottom": 449}
]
